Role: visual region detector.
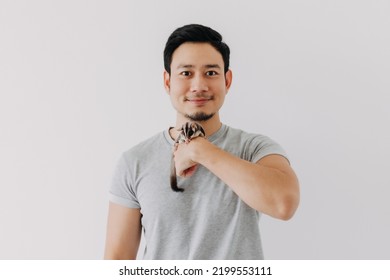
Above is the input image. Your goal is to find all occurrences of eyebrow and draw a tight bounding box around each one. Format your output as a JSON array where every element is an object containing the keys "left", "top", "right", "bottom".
[{"left": 176, "top": 64, "right": 221, "bottom": 69}]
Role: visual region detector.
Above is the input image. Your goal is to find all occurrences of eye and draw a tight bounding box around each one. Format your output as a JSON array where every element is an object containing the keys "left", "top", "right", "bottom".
[
  {"left": 180, "top": 71, "right": 191, "bottom": 77},
  {"left": 206, "top": 70, "right": 218, "bottom": 76}
]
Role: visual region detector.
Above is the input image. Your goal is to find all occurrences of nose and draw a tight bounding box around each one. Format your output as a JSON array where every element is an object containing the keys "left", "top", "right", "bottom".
[{"left": 190, "top": 75, "right": 208, "bottom": 93}]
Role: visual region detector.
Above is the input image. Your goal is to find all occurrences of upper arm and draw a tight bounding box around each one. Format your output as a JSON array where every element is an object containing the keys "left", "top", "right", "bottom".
[
  {"left": 257, "top": 154, "right": 297, "bottom": 180},
  {"left": 256, "top": 154, "right": 300, "bottom": 219},
  {"left": 104, "top": 202, "right": 142, "bottom": 260}
]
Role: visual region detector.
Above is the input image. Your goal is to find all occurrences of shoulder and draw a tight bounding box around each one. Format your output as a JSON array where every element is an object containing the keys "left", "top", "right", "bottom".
[
  {"left": 224, "top": 125, "right": 276, "bottom": 146},
  {"left": 121, "top": 131, "right": 169, "bottom": 163},
  {"left": 222, "top": 124, "right": 288, "bottom": 162}
]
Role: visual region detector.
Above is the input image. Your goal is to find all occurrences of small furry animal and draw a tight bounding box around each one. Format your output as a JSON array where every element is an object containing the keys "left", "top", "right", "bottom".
[{"left": 170, "top": 122, "right": 206, "bottom": 192}]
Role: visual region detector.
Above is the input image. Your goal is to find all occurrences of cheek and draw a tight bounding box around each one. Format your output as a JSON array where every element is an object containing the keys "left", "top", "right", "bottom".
[
  {"left": 211, "top": 79, "right": 227, "bottom": 91},
  {"left": 169, "top": 78, "right": 187, "bottom": 93}
]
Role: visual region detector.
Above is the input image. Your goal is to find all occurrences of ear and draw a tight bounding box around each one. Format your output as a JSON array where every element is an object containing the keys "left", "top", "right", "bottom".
[
  {"left": 163, "top": 70, "right": 171, "bottom": 94},
  {"left": 225, "top": 69, "right": 233, "bottom": 92}
]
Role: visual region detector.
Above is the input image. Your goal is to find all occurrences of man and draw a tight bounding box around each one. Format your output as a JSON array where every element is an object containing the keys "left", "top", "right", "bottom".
[{"left": 104, "top": 24, "right": 299, "bottom": 260}]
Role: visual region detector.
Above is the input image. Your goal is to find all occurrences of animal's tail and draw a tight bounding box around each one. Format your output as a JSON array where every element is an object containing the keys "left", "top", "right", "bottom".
[{"left": 170, "top": 156, "right": 184, "bottom": 192}]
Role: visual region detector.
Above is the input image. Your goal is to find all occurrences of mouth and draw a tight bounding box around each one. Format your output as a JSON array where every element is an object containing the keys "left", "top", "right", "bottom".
[{"left": 185, "top": 97, "right": 212, "bottom": 106}]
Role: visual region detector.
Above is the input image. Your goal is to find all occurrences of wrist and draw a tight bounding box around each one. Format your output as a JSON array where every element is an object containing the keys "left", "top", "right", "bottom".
[{"left": 189, "top": 137, "right": 213, "bottom": 164}]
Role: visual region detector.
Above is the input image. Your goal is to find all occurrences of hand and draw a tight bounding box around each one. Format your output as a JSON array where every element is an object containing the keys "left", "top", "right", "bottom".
[{"left": 173, "top": 141, "right": 198, "bottom": 178}]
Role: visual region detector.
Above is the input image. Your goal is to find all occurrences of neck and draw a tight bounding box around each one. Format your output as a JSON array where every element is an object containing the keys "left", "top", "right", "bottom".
[{"left": 170, "top": 113, "right": 222, "bottom": 139}]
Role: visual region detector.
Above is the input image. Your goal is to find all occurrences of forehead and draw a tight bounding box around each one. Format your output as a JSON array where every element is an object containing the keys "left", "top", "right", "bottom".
[{"left": 171, "top": 42, "right": 224, "bottom": 68}]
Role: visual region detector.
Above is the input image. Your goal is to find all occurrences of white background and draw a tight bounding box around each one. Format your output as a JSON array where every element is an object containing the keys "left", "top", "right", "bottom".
[{"left": 1, "top": 0, "right": 389, "bottom": 259}]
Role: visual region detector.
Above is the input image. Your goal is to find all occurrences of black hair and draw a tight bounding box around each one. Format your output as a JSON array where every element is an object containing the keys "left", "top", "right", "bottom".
[{"left": 163, "top": 24, "right": 230, "bottom": 74}]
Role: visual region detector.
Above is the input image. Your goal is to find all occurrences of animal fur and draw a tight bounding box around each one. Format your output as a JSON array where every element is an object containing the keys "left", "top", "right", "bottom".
[{"left": 170, "top": 122, "right": 206, "bottom": 192}]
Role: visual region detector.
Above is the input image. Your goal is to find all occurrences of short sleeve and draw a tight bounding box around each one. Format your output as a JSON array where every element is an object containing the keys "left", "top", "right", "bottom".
[
  {"left": 108, "top": 154, "right": 140, "bottom": 208},
  {"left": 248, "top": 135, "right": 290, "bottom": 164}
]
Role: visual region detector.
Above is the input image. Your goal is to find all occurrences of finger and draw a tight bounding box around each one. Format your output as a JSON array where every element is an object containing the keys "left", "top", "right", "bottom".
[{"left": 180, "top": 165, "right": 198, "bottom": 177}]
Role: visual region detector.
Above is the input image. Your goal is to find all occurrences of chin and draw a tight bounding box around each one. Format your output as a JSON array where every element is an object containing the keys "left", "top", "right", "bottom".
[{"left": 185, "top": 111, "right": 215, "bottom": 122}]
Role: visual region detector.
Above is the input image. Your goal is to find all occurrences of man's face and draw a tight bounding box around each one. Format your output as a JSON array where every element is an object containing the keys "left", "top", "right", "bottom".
[{"left": 164, "top": 42, "right": 232, "bottom": 122}]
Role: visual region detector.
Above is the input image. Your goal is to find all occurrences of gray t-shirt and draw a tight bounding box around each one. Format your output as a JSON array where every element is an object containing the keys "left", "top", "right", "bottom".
[{"left": 109, "top": 124, "right": 288, "bottom": 259}]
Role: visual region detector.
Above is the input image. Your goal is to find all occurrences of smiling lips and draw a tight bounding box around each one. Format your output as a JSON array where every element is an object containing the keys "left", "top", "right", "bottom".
[{"left": 186, "top": 97, "right": 212, "bottom": 106}]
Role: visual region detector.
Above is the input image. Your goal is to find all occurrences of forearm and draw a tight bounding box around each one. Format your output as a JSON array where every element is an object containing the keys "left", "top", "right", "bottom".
[{"left": 190, "top": 138, "right": 299, "bottom": 220}]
